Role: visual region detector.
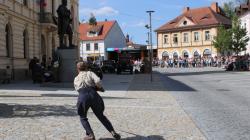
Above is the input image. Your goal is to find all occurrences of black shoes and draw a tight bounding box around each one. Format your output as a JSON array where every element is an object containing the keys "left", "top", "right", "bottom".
[{"left": 111, "top": 131, "right": 121, "bottom": 140}]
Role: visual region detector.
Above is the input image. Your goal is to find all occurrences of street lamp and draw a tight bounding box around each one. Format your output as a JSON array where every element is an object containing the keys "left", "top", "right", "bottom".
[{"left": 146, "top": 10, "right": 154, "bottom": 82}]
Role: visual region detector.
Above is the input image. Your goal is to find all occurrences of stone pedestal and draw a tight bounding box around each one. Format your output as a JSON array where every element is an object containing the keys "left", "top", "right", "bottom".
[{"left": 57, "top": 48, "right": 78, "bottom": 82}]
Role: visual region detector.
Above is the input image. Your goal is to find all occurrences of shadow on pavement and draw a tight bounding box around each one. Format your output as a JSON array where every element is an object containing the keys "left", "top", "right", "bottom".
[
  {"left": 99, "top": 135, "right": 165, "bottom": 140},
  {"left": 160, "top": 74, "right": 196, "bottom": 92},
  {"left": 0, "top": 103, "right": 78, "bottom": 118},
  {"left": 128, "top": 73, "right": 196, "bottom": 92},
  {"left": 0, "top": 94, "right": 134, "bottom": 100}
]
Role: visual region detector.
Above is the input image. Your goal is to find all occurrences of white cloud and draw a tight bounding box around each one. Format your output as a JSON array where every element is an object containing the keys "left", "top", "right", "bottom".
[{"left": 79, "top": 6, "right": 119, "bottom": 17}]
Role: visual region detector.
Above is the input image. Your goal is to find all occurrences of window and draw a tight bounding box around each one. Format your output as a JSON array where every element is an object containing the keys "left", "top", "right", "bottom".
[
  {"left": 205, "top": 31, "right": 210, "bottom": 41},
  {"left": 183, "top": 21, "right": 187, "bottom": 26},
  {"left": 23, "top": 0, "right": 28, "bottom": 6},
  {"left": 183, "top": 33, "right": 189, "bottom": 43},
  {"left": 194, "top": 32, "right": 199, "bottom": 41},
  {"left": 173, "top": 34, "right": 178, "bottom": 44},
  {"left": 23, "top": 30, "right": 28, "bottom": 58},
  {"left": 5, "top": 24, "right": 10, "bottom": 57},
  {"left": 94, "top": 43, "right": 99, "bottom": 51},
  {"left": 86, "top": 43, "right": 90, "bottom": 51},
  {"left": 164, "top": 35, "right": 168, "bottom": 44}
]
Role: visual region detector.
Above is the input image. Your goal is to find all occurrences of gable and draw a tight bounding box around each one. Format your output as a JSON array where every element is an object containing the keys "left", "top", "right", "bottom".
[{"left": 176, "top": 17, "right": 195, "bottom": 27}]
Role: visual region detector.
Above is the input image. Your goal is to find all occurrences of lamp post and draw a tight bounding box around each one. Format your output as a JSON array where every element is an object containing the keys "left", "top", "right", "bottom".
[{"left": 146, "top": 10, "right": 154, "bottom": 82}]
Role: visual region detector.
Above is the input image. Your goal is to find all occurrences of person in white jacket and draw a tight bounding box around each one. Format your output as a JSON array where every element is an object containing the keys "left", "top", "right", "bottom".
[{"left": 74, "top": 62, "right": 121, "bottom": 140}]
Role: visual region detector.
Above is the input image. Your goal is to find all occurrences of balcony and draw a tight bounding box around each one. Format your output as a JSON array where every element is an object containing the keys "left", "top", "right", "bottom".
[{"left": 39, "top": 12, "right": 57, "bottom": 32}]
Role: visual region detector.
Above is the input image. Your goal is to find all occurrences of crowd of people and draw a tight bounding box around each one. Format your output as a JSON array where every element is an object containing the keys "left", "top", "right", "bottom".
[
  {"left": 29, "top": 54, "right": 60, "bottom": 84},
  {"left": 152, "top": 55, "right": 250, "bottom": 70}
]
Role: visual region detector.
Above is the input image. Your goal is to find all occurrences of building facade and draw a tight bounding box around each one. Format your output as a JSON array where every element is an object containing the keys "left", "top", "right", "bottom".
[
  {"left": 0, "top": 0, "right": 79, "bottom": 80},
  {"left": 236, "top": 0, "right": 250, "bottom": 55},
  {"left": 155, "top": 3, "right": 231, "bottom": 60},
  {"left": 79, "top": 20, "right": 126, "bottom": 61}
]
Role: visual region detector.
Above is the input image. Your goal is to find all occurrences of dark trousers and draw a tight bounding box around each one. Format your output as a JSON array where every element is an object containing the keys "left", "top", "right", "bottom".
[{"left": 77, "top": 88, "right": 115, "bottom": 135}]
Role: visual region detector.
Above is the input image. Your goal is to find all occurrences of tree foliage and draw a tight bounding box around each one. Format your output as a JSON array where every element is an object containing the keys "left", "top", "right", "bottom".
[
  {"left": 213, "top": 25, "right": 232, "bottom": 56},
  {"left": 223, "top": 0, "right": 249, "bottom": 19},
  {"left": 89, "top": 13, "right": 97, "bottom": 26},
  {"left": 231, "top": 16, "right": 249, "bottom": 56}
]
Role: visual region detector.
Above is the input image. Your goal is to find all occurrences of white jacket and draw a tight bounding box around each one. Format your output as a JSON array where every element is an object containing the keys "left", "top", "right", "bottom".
[{"left": 74, "top": 71, "right": 101, "bottom": 91}]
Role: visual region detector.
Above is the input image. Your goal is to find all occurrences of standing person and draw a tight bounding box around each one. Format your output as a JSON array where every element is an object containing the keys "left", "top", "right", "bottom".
[
  {"left": 29, "top": 57, "right": 38, "bottom": 83},
  {"left": 74, "top": 62, "right": 121, "bottom": 140}
]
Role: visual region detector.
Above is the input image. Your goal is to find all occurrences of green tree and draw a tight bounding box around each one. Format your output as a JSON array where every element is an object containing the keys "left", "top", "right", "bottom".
[
  {"left": 223, "top": 0, "right": 249, "bottom": 19},
  {"left": 89, "top": 13, "right": 97, "bottom": 26},
  {"left": 231, "top": 16, "right": 249, "bottom": 56},
  {"left": 223, "top": 1, "right": 235, "bottom": 19},
  {"left": 213, "top": 25, "right": 232, "bottom": 56}
]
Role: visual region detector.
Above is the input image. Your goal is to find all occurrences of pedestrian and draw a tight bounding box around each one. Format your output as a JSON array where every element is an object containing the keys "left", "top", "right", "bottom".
[
  {"left": 2, "top": 66, "right": 12, "bottom": 84},
  {"left": 29, "top": 57, "right": 38, "bottom": 83},
  {"left": 74, "top": 62, "right": 121, "bottom": 140}
]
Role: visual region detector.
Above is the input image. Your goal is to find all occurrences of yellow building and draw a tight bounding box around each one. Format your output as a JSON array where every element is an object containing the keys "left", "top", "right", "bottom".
[
  {"left": 155, "top": 2, "right": 231, "bottom": 60},
  {"left": 0, "top": 0, "right": 79, "bottom": 80}
]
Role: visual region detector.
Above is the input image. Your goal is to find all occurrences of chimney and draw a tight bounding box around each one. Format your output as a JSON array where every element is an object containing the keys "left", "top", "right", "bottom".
[
  {"left": 211, "top": 2, "right": 219, "bottom": 13},
  {"left": 183, "top": 7, "right": 190, "bottom": 13}
]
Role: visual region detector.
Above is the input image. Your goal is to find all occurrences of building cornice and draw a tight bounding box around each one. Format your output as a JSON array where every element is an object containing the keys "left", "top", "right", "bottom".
[{"left": 156, "top": 24, "right": 231, "bottom": 33}]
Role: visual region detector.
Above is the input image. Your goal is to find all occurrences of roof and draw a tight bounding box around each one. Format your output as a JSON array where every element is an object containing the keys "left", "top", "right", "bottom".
[
  {"left": 236, "top": 0, "right": 250, "bottom": 16},
  {"left": 155, "top": 6, "right": 231, "bottom": 33},
  {"left": 79, "top": 21, "right": 116, "bottom": 41}
]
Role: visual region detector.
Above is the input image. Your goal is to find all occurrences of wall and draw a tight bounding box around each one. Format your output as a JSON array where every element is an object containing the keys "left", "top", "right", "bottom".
[
  {"left": 80, "top": 41, "right": 105, "bottom": 61},
  {"left": 104, "top": 22, "right": 126, "bottom": 49},
  {"left": 157, "top": 27, "right": 218, "bottom": 59},
  {"left": 240, "top": 11, "right": 250, "bottom": 55}
]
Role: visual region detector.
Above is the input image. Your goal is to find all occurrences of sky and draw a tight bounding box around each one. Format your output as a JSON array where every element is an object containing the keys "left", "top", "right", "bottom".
[{"left": 79, "top": 0, "right": 228, "bottom": 45}]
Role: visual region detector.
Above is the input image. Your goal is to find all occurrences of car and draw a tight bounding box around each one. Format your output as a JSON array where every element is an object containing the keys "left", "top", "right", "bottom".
[
  {"left": 101, "top": 60, "right": 116, "bottom": 73},
  {"left": 116, "top": 56, "right": 133, "bottom": 74}
]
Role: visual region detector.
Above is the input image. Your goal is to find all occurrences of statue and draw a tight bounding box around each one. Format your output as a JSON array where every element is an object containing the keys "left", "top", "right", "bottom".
[{"left": 57, "top": 0, "right": 73, "bottom": 48}]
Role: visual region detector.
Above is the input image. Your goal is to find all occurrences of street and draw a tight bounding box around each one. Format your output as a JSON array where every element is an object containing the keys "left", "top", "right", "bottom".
[
  {"left": 155, "top": 67, "right": 250, "bottom": 140},
  {"left": 0, "top": 73, "right": 204, "bottom": 140},
  {"left": 1, "top": 67, "right": 250, "bottom": 140}
]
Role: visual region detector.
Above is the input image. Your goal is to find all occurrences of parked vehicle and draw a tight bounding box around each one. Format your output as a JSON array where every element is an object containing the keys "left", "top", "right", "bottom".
[
  {"left": 116, "top": 56, "right": 133, "bottom": 74},
  {"left": 88, "top": 64, "right": 103, "bottom": 80},
  {"left": 101, "top": 60, "right": 116, "bottom": 73}
]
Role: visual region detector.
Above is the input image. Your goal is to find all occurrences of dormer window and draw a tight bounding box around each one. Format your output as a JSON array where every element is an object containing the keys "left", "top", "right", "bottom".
[{"left": 87, "top": 25, "right": 103, "bottom": 37}]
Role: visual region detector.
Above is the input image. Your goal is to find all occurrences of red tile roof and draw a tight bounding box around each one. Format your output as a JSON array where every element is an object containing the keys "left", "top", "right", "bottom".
[
  {"left": 155, "top": 6, "right": 231, "bottom": 33},
  {"left": 79, "top": 21, "right": 116, "bottom": 41}
]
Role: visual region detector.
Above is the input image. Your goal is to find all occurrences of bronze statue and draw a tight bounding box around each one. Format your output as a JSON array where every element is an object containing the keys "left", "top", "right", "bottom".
[{"left": 57, "top": 0, "right": 73, "bottom": 48}]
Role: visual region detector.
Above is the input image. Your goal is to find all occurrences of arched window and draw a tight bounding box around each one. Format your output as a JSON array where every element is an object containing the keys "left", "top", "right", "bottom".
[
  {"left": 5, "top": 24, "right": 11, "bottom": 57},
  {"left": 162, "top": 51, "right": 169, "bottom": 60},
  {"left": 23, "top": 30, "right": 29, "bottom": 58},
  {"left": 71, "top": 6, "right": 75, "bottom": 31},
  {"left": 183, "top": 51, "right": 189, "bottom": 58},
  {"left": 41, "top": 35, "right": 46, "bottom": 56},
  {"left": 173, "top": 52, "right": 178, "bottom": 59},
  {"left": 23, "top": 0, "right": 28, "bottom": 6},
  {"left": 194, "top": 51, "right": 199, "bottom": 58}
]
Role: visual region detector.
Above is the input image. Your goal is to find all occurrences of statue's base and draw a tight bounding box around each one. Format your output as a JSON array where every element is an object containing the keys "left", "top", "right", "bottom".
[{"left": 57, "top": 47, "right": 78, "bottom": 82}]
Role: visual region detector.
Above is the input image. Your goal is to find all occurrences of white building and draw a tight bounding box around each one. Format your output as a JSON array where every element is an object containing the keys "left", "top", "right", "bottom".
[
  {"left": 236, "top": 0, "right": 250, "bottom": 55},
  {"left": 79, "top": 20, "right": 126, "bottom": 61}
]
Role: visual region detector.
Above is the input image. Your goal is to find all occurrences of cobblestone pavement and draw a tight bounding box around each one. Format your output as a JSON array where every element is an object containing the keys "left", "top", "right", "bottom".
[
  {"left": 155, "top": 67, "right": 250, "bottom": 140},
  {"left": 0, "top": 74, "right": 205, "bottom": 140}
]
